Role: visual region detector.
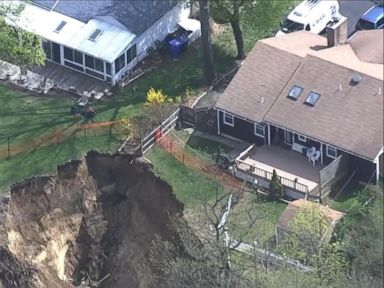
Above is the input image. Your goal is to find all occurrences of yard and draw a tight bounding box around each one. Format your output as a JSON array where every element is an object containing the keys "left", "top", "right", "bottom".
[
  {"left": 228, "top": 192, "right": 287, "bottom": 245},
  {"left": 0, "top": 1, "right": 296, "bottom": 192}
]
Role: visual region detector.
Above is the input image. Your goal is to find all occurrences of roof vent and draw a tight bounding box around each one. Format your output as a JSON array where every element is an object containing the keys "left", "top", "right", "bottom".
[{"left": 350, "top": 73, "right": 362, "bottom": 86}]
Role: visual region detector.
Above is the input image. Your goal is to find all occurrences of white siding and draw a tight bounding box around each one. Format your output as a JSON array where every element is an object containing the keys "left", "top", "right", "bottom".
[{"left": 114, "top": 3, "right": 190, "bottom": 82}]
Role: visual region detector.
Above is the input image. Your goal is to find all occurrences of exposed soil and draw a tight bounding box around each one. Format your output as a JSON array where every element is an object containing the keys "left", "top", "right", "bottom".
[{"left": 0, "top": 151, "right": 183, "bottom": 288}]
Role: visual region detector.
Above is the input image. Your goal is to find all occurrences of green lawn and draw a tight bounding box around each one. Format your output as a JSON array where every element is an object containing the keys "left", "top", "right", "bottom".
[
  {"left": 171, "top": 129, "right": 233, "bottom": 163},
  {"left": 228, "top": 192, "right": 287, "bottom": 245},
  {"left": 0, "top": 86, "right": 78, "bottom": 144},
  {"left": 0, "top": 0, "right": 297, "bottom": 192},
  {"left": 0, "top": 134, "right": 120, "bottom": 192},
  {"left": 147, "top": 147, "right": 223, "bottom": 208}
]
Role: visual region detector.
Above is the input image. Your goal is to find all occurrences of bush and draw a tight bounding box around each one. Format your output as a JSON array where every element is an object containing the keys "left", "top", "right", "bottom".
[{"left": 270, "top": 169, "right": 283, "bottom": 200}]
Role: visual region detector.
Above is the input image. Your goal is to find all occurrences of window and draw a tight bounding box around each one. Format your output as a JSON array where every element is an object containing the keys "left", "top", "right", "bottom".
[
  {"left": 326, "top": 145, "right": 337, "bottom": 159},
  {"left": 42, "top": 40, "right": 52, "bottom": 60},
  {"left": 64, "top": 47, "right": 73, "bottom": 61},
  {"left": 304, "top": 91, "right": 320, "bottom": 106},
  {"left": 115, "top": 53, "right": 126, "bottom": 74},
  {"left": 223, "top": 112, "right": 234, "bottom": 126},
  {"left": 54, "top": 20, "right": 66, "bottom": 33},
  {"left": 298, "top": 134, "right": 307, "bottom": 142},
  {"left": 85, "top": 54, "right": 104, "bottom": 73},
  {"left": 126, "top": 44, "right": 137, "bottom": 64},
  {"left": 254, "top": 123, "right": 265, "bottom": 138},
  {"left": 287, "top": 85, "right": 303, "bottom": 100},
  {"left": 89, "top": 29, "right": 103, "bottom": 41},
  {"left": 64, "top": 47, "right": 83, "bottom": 65},
  {"left": 73, "top": 50, "right": 83, "bottom": 64},
  {"left": 106, "top": 62, "right": 111, "bottom": 75}
]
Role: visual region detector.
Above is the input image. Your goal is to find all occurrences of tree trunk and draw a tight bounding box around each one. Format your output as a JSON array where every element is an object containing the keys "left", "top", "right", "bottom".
[
  {"left": 230, "top": 18, "right": 245, "bottom": 60},
  {"left": 199, "top": 0, "right": 215, "bottom": 85}
]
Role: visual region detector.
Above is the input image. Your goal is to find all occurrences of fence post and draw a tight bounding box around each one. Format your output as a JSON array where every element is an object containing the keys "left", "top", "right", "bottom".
[
  {"left": 183, "top": 153, "right": 185, "bottom": 165},
  {"left": 170, "top": 140, "right": 173, "bottom": 154},
  {"left": 55, "top": 129, "right": 60, "bottom": 144}
]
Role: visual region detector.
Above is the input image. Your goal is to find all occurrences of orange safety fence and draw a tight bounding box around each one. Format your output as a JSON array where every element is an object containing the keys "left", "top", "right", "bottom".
[
  {"left": 0, "top": 121, "right": 118, "bottom": 160},
  {"left": 158, "top": 134, "right": 245, "bottom": 190}
]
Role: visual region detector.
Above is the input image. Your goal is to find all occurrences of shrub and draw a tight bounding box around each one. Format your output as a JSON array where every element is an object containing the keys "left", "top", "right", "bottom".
[{"left": 270, "top": 169, "right": 283, "bottom": 200}]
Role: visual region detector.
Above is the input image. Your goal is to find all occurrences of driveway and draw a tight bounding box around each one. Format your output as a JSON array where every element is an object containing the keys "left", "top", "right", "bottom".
[{"left": 339, "top": 0, "right": 376, "bottom": 36}]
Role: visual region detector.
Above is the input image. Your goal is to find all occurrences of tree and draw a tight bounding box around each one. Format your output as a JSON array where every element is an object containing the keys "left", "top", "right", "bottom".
[
  {"left": 199, "top": 0, "right": 215, "bottom": 85},
  {"left": 278, "top": 202, "right": 348, "bottom": 286},
  {"left": 209, "top": 0, "right": 251, "bottom": 59},
  {"left": 0, "top": 1, "right": 45, "bottom": 68},
  {"left": 335, "top": 184, "right": 383, "bottom": 286},
  {"left": 269, "top": 169, "right": 283, "bottom": 200},
  {"left": 145, "top": 87, "right": 180, "bottom": 124}
]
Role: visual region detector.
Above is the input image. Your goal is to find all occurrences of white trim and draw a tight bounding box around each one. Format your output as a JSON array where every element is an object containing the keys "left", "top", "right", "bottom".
[
  {"left": 217, "top": 110, "right": 221, "bottom": 134},
  {"left": 326, "top": 145, "right": 337, "bottom": 159},
  {"left": 254, "top": 123, "right": 265, "bottom": 138},
  {"left": 374, "top": 146, "right": 384, "bottom": 163},
  {"left": 223, "top": 112, "right": 234, "bottom": 127},
  {"left": 320, "top": 142, "right": 323, "bottom": 164},
  {"left": 376, "top": 160, "right": 380, "bottom": 183},
  {"left": 298, "top": 134, "right": 307, "bottom": 142}
]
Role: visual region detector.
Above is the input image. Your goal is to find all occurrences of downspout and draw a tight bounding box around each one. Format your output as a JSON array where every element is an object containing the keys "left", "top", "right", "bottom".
[{"left": 216, "top": 109, "right": 220, "bottom": 135}]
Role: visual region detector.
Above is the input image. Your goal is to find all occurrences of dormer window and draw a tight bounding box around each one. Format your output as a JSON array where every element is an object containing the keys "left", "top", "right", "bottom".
[
  {"left": 287, "top": 85, "right": 303, "bottom": 100},
  {"left": 89, "top": 29, "right": 103, "bottom": 41},
  {"left": 54, "top": 21, "right": 67, "bottom": 33}
]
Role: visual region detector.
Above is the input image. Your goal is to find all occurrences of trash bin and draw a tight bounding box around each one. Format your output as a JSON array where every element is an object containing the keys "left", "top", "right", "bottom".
[
  {"left": 176, "top": 33, "right": 189, "bottom": 51},
  {"left": 168, "top": 38, "right": 183, "bottom": 58}
]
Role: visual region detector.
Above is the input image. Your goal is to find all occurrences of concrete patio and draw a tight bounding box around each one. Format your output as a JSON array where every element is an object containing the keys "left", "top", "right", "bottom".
[
  {"left": 237, "top": 145, "right": 324, "bottom": 193},
  {"left": 0, "top": 60, "right": 110, "bottom": 99}
]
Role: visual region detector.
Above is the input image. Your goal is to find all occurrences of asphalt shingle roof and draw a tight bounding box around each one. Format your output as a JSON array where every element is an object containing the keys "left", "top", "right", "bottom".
[
  {"left": 32, "top": 0, "right": 178, "bottom": 35},
  {"left": 265, "top": 55, "right": 383, "bottom": 161},
  {"left": 215, "top": 42, "right": 302, "bottom": 123}
]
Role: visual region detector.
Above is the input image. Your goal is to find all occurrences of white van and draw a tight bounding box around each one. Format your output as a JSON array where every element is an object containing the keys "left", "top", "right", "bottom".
[{"left": 276, "top": 0, "right": 340, "bottom": 36}]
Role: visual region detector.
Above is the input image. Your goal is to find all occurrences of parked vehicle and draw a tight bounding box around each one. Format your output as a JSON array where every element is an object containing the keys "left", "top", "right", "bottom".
[
  {"left": 276, "top": 0, "right": 340, "bottom": 36},
  {"left": 356, "top": 5, "right": 384, "bottom": 30}
]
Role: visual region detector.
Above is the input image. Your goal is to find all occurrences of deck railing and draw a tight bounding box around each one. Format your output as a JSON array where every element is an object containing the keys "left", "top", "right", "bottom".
[{"left": 236, "top": 159, "right": 309, "bottom": 194}]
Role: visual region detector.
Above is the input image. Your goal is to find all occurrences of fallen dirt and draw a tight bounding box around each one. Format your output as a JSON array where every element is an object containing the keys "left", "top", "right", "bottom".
[{"left": 0, "top": 151, "right": 183, "bottom": 288}]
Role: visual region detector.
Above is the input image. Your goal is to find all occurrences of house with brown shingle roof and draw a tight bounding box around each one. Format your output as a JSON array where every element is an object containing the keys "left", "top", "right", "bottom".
[{"left": 214, "top": 29, "right": 383, "bottom": 201}]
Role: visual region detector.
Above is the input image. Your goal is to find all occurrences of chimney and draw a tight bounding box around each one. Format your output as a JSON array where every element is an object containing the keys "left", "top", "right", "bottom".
[{"left": 326, "top": 16, "right": 348, "bottom": 47}]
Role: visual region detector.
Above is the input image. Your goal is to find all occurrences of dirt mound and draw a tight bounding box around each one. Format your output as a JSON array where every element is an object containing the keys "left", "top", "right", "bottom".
[{"left": 0, "top": 151, "right": 183, "bottom": 288}]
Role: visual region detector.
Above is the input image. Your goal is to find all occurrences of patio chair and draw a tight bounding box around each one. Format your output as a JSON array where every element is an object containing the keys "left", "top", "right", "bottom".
[
  {"left": 311, "top": 151, "right": 321, "bottom": 166},
  {"left": 306, "top": 147, "right": 316, "bottom": 162}
]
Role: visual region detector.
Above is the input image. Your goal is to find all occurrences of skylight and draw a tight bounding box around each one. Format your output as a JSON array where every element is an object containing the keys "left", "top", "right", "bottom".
[
  {"left": 54, "top": 21, "right": 67, "bottom": 33},
  {"left": 89, "top": 29, "right": 103, "bottom": 41},
  {"left": 304, "top": 91, "right": 320, "bottom": 106},
  {"left": 287, "top": 85, "right": 303, "bottom": 100}
]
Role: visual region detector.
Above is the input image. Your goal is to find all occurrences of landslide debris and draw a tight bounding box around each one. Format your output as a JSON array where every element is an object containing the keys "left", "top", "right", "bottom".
[{"left": 0, "top": 151, "right": 183, "bottom": 288}]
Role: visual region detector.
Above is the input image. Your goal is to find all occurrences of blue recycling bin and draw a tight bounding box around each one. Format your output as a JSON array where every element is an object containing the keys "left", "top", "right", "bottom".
[
  {"left": 176, "top": 33, "right": 189, "bottom": 51},
  {"left": 168, "top": 38, "right": 183, "bottom": 58}
]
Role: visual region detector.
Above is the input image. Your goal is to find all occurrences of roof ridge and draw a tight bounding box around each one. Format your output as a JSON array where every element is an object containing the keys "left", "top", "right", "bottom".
[{"left": 306, "top": 51, "right": 383, "bottom": 81}]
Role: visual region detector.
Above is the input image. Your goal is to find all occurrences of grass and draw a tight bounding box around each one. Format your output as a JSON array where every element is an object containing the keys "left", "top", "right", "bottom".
[
  {"left": 0, "top": 134, "right": 120, "bottom": 192},
  {"left": 171, "top": 129, "right": 233, "bottom": 162},
  {"left": 228, "top": 192, "right": 287, "bottom": 245},
  {"left": 147, "top": 147, "right": 222, "bottom": 208},
  {"left": 0, "top": 0, "right": 297, "bottom": 193},
  {"left": 0, "top": 86, "right": 77, "bottom": 144}
]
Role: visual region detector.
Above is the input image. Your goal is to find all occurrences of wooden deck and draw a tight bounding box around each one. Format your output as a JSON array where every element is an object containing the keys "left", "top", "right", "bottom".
[
  {"left": 0, "top": 59, "right": 110, "bottom": 99},
  {"left": 238, "top": 145, "right": 324, "bottom": 193},
  {"left": 31, "top": 62, "right": 110, "bottom": 99}
]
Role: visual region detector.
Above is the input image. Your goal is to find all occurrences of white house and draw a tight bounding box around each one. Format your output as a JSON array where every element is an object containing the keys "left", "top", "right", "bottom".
[{"left": 7, "top": 0, "right": 198, "bottom": 85}]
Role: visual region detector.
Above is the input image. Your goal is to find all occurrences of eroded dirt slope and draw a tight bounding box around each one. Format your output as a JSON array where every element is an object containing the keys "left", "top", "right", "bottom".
[{"left": 0, "top": 151, "right": 183, "bottom": 288}]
